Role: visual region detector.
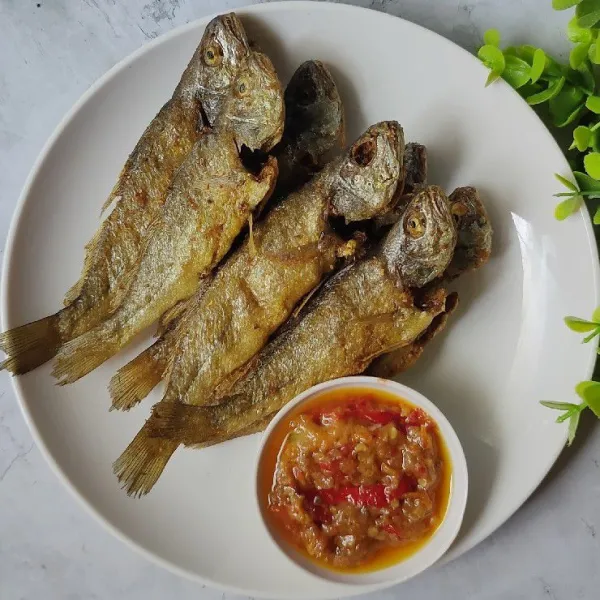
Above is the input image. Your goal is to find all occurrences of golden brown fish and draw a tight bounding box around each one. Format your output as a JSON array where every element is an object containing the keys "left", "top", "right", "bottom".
[
  {"left": 52, "top": 49, "right": 285, "bottom": 385},
  {"left": 0, "top": 14, "right": 251, "bottom": 375},
  {"left": 373, "top": 142, "right": 428, "bottom": 230},
  {"left": 113, "top": 185, "right": 457, "bottom": 496},
  {"left": 369, "top": 186, "right": 492, "bottom": 378},
  {"left": 112, "top": 121, "right": 403, "bottom": 414},
  {"left": 109, "top": 59, "right": 347, "bottom": 410}
]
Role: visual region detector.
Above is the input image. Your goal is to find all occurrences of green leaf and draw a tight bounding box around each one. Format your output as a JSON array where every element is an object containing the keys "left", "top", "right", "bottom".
[
  {"left": 583, "top": 327, "right": 600, "bottom": 343},
  {"left": 592, "top": 130, "right": 600, "bottom": 153},
  {"left": 549, "top": 84, "right": 585, "bottom": 126},
  {"left": 568, "top": 14, "right": 594, "bottom": 43},
  {"left": 573, "top": 125, "right": 592, "bottom": 151},
  {"left": 554, "top": 0, "right": 582, "bottom": 8},
  {"left": 594, "top": 207, "right": 600, "bottom": 224},
  {"left": 513, "top": 45, "right": 537, "bottom": 64},
  {"left": 518, "top": 82, "right": 543, "bottom": 97},
  {"left": 592, "top": 305, "right": 600, "bottom": 321},
  {"left": 576, "top": 381, "right": 600, "bottom": 417},
  {"left": 555, "top": 195, "right": 583, "bottom": 220},
  {"left": 564, "top": 316, "right": 598, "bottom": 331},
  {"left": 485, "top": 70, "right": 501, "bottom": 87},
  {"left": 558, "top": 105, "right": 584, "bottom": 127},
  {"left": 555, "top": 173, "right": 579, "bottom": 191},
  {"left": 530, "top": 49, "right": 546, "bottom": 84},
  {"left": 584, "top": 152, "right": 600, "bottom": 178},
  {"left": 527, "top": 77, "right": 566, "bottom": 105},
  {"left": 568, "top": 409, "right": 582, "bottom": 445},
  {"left": 478, "top": 44, "right": 506, "bottom": 74},
  {"left": 540, "top": 400, "right": 579, "bottom": 410},
  {"left": 587, "top": 42, "right": 600, "bottom": 64},
  {"left": 573, "top": 61, "right": 596, "bottom": 94},
  {"left": 577, "top": 0, "right": 600, "bottom": 28},
  {"left": 586, "top": 95, "right": 600, "bottom": 113},
  {"left": 502, "top": 55, "right": 532, "bottom": 89},
  {"left": 574, "top": 170, "right": 600, "bottom": 192},
  {"left": 571, "top": 42, "right": 591, "bottom": 68},
  {"left": 483, "top": 28, "right": 501, "bottom": 46}
]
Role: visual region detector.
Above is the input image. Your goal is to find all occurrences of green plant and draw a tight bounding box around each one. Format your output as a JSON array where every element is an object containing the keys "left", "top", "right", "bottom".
[{"left": 478, "top": 1, "right": 600, "bottom": 443}]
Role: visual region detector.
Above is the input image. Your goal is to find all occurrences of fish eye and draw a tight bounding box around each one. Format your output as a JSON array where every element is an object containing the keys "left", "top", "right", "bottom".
[
  {"left": 350, "top": 138, "right": 376, "bottom": 167},
  {"left": 405, "top": 211, "right": 426, "bottom": 238},
  {"left": 236, "top": 77, "right": 250, "bottom": 97},
  {"left": 451, "top": 201, "right": 468, "bottom": 224},
  {"left": 204, "top": 43, "right": 223, "bottom": 66}
]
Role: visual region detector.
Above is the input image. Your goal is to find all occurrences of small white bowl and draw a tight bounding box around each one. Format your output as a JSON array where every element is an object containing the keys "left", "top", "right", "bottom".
[{"left": 255, "top": 375, "right": 468, "bottom": 587}]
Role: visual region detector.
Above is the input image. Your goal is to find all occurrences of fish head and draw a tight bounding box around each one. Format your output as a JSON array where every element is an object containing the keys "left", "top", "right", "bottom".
[
  {"left": 329, "top": 121, "right": 404, "bottom": 222},
  {"left": 381, "top": 185, "right": 457, "bottom": 288},
  {"left": 220, "top": 50, "right": 285, "bottom": 152},
  {"left": 185, "top": 13, "right": 251, "bottom": 126},
  {"left": 284, "top": 60, "right": 344, "bottom": 161},
  {"left": 445, "top": 186, "right": 493, "bottom": 278}
]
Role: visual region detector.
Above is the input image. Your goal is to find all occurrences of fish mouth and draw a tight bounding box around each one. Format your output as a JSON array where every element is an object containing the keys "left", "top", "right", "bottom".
[
  {"left": 351, "top": 137, "right": 377, "bottom": 167},
  {"left": 219, "top": 13, "right": 250, "bottom": 51}
]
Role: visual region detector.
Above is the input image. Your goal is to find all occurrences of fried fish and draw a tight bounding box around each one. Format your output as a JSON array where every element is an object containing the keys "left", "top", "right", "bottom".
[
  {"left": 52, "top": 49, "right": 285, "bottom": 384},
  {"left": 114, "top": 185, "right": 456, "bottom": 496},
  {"left": 110, "top": 59, "right": 347, "bottom": 410},
  {"left": 0, "top": 14, "right": 251, "bottom": 374}
]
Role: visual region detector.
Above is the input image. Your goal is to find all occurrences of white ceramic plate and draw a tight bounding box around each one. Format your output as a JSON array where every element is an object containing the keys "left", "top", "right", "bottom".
[{"left": 2, "top": 3, "right": 599, "bottom": 599}]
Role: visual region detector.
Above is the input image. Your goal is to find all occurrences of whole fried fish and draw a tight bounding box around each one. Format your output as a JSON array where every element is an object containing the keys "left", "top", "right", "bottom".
[
  {"left": 111, "top": 121, "right": 402, "bottom": 413},
  {"left": 110, "top": 60, "right": 347, "bottom": 410},
  {"left": 52, "top": 49, "right": 285, "bottom": 385},
  {"left": 369, "top": 185, "right": 492, "bottom": 377},
  {"left": 114, "top": 185, "right": 456, "bottom": 496},
  {"left": 0, "top": 14, "right": 251, "bottom": 375}
]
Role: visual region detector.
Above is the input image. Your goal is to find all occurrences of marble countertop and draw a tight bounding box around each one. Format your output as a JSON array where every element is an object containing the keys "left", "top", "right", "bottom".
[{"left": 1, "top": 1, "right": 599, "bottom": 599}]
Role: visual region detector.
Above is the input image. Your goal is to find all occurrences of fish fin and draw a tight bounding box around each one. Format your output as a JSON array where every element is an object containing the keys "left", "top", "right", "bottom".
[
  {"left": 0, "top": 314, "right": 62, "bottom": 374},
  {"left": 113, "top": 424, "right": 179, "bottom": 497},
  {"left": 156, "top": 300, "right": 188, "bottom": 337},
  {"left": 62, "top": 281, "right": 82, "bottom": 307},
  {"left": 52, "top": 326, "right": 116, "bottom": 384},
  {"left": 63, "top": 226, "right": 106, "bottom": 307},
  {"left": 109, "top": 345, "right": 165, "bottom": 411}
]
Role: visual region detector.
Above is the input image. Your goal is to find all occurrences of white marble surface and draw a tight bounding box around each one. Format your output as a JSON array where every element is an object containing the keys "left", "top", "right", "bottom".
[{"left": 0, "top": 1, "right": 599, "bottom": 599}]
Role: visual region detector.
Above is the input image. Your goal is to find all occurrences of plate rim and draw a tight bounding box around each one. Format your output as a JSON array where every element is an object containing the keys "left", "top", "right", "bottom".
[{"left": 2, "top": 1, "right": 599, "bottom": 598}]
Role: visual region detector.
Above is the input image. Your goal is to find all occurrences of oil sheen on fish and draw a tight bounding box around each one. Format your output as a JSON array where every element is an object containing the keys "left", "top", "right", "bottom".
[
  {"left": 113, "top": 185, "right": 456, "bottom": 496},
  {"left": 0, "top": 14, "right": 251, "bottom": 375},
  {"left": 369, "top": 186, "right": 492, "bottom": 378},
  {"left": 111, "top": 121, "right": 403, "bottom": 413},
  {"left": 109, "top": 60, "right": 347, "bottom": 410},
  {"left": 52, "top": 49, "right": 285, "bottom": 385}
]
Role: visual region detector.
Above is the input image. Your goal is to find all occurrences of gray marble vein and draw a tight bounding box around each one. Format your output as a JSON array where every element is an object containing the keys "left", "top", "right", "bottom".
[{"left": 0, "top": 1, "right": 598, "bottom": 599}]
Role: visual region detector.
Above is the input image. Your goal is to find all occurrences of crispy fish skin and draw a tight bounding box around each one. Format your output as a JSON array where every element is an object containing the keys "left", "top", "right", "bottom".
[
  {"left": 153, "top": 122, "right": 403, "bottom": 410},
  {"left": 373, "top": 142, "right": 428, "bottom": 230},
  {"left": 369, "top": 186, "right": 493, "bottom": 378},
  {"left": 275, "top": 60, "right": 345, "bottom": 196},
  {"left": 113, "top": 185, "right": 456, "bottom": 496},
  {"left": 367, "top": 292, "right": 459, "bottom": 378},
  {"left": 445, "top": 186, "right": 493, "bottom": 280},
  {"left": 109, "top": 59, "right": 347, "bottom": 411},
  {"left": 52, "top": 50, "right": 284, "bottom": 385},
  {"left": 0, "top": 14, "right": 251, "bottom": 375},
  {"left": 111, "top": 121, "right": 402, "bottom": 411}
]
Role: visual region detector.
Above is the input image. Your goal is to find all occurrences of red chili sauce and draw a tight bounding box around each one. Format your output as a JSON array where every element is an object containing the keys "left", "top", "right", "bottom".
[{"left": 259, "top": 387, "right": 451, "bottom": 572}]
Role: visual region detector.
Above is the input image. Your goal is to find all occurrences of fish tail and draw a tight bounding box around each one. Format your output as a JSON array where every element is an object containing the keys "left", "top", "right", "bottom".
[
  {"left": 0, "top": 314, "right": 62, "bottom": 374},
  {"left": 52, "top": 324, "right": 117, "bottom": 385},
  {"left": 113, "top": 423, "right": 179, "bottom": 497},
  {"left": 144, "top": 400, "right": 210, "bottom": 440},
  {"left": 109, "top": 345, "right": 165, "bottom": 411}
]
